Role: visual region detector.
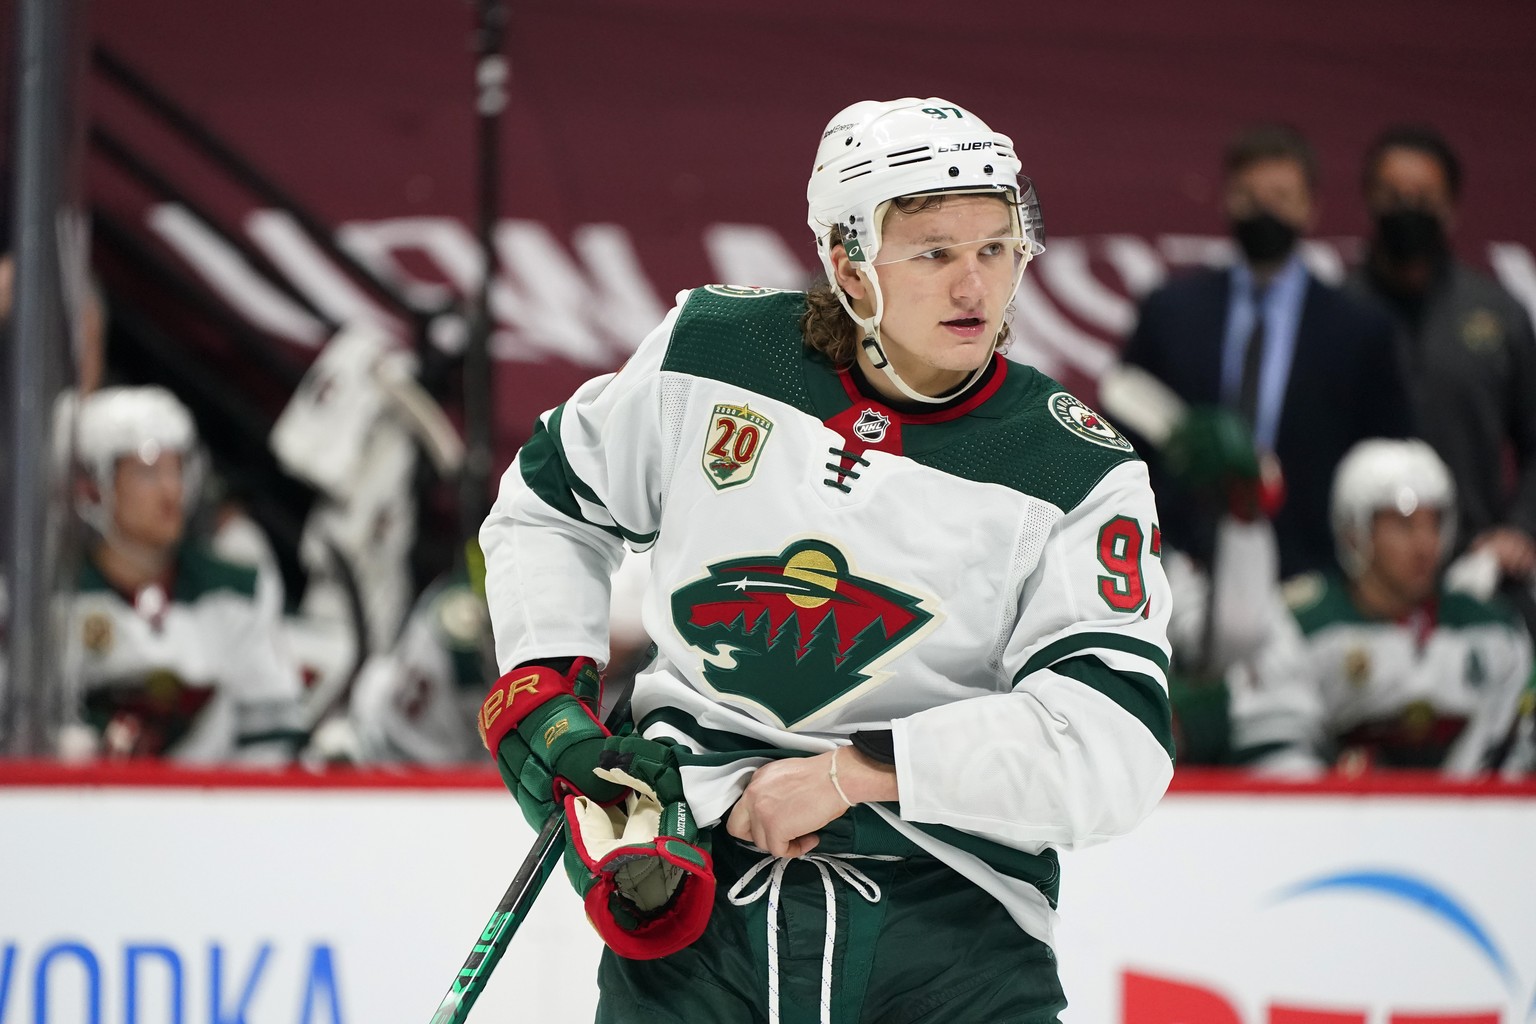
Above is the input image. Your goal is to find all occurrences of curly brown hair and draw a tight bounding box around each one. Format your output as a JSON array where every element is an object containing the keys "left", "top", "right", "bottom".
[{"left": 800, "top": 196, "right": 1015, "bottom": 365}]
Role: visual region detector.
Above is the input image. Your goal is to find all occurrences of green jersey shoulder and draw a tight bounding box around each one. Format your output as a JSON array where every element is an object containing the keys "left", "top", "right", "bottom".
[
  {"left": 78, "top": 543, "right": 260, "bottom": 603},
  {"left": 661, "top": 286, "right": 1140, "bottom": 513}
]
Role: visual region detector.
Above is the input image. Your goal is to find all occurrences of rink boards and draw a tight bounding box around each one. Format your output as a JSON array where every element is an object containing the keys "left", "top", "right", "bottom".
[{"left": 2, "top": 765, "right": 1533, "bottom": 1024}]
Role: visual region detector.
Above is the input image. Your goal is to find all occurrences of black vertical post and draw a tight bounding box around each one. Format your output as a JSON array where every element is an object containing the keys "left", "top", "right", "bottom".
[
  {"left": 459, "top": 0, "right": 507, "bottom": 550},
  {"left": 4, "top": 0, "right": 89, "bottom": 756}
]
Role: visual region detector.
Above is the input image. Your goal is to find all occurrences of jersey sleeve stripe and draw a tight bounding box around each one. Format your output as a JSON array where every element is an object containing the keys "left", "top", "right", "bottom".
[
  {"left": 638, "top": 705, "right": 799, "bottom": 763},
  {"left": 1048, "top": 655, "right": 1175, "bottom": 759},
  {"left": 573, "top": 492, "right": 617, "bottom": 528},
  {"left": 1015, "top": 630, "right": 1171, "bottom": 682},
  {"left": 522, "top": 405, "right": 660, "bottom": 549},
  {"left": 904, "top": 821, "right": 1061, "bottom": 908},
  {"left": 516, "top": 405, "right": 624, "bottom": 540}
]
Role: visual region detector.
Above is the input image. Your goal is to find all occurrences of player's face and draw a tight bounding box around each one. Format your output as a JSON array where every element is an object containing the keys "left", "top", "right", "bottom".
[
  {"left": 112, "top": 451, "right": 186, "bottom": 552},
  {"left": 1223, "top": 157, "right": 1314, "bottom": 234},
  {"left": 844, "top": 194, "right": 1021, "bottom": 397},
  {"left": 1366, "top": 506, "right": 1442, "bottom": 605}
]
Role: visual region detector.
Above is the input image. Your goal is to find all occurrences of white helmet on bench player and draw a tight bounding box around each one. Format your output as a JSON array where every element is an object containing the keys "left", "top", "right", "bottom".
[
  {"left": 806, "top": 97, "right": 1044, "bottom": 402},
  {"left": 1330, "top": 438, "right": 1456, "bottom": 578},
  {"left": 75, "top": 385, "right": 202, "bottom": 535}
]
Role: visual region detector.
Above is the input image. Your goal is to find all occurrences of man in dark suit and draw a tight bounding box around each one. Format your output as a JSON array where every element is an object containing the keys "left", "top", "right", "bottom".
[{"left": 1121, "top": 124, "right": 1415, "bottom": 580}]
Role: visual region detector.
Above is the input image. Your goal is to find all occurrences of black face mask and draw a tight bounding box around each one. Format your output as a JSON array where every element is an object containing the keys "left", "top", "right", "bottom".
[
  {"left": 1231, "top": 211, "right": 1299, "bottom": 264},
  {"left": 1373, "top": 207, "right": 1448, "bottom": 265}
]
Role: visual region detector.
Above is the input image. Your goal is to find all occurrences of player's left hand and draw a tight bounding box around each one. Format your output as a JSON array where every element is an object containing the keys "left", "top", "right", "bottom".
[
  {"left": 563, "top": 735, "right": 716, "bottom": 960},
  {"left": 726, "top": 749, "right": 897, "bottom": 858}
]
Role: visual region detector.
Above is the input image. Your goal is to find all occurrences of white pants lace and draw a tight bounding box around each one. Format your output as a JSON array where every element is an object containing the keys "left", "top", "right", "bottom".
[{"left": 726, "top": 847, "right": 903, "bottom": 1024}]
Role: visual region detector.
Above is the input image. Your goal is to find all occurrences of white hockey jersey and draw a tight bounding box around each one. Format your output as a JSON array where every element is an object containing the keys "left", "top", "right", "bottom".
[
  {"left": 1162, "top": 520, "right": 1328, "bottom": 774},
  {"left": 63, "top": 545, "right": 306, "bottom": 763},
  {"left": 1255, "top": 573, "right": 1535, "bottom": 775},
  {"left": 347, "top": 569, "right": 492, "bottom": 764},
  {"left": 480, "top": 287, "right": 1176, "bottom": 944}
]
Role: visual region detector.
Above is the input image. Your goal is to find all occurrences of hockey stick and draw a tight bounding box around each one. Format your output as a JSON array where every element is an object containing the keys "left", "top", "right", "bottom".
[
  {"left": 1095, "top": 363, "right": 1188, "bottom": 449},
  {"left": 428, "top": 805, "right": 568, "bottom": 1024},
  {"left": 428, "top": 690, "right": 633, "bottom": 1024}
]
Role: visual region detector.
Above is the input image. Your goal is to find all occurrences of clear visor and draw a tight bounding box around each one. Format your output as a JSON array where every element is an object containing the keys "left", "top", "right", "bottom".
[
  {"left": 869, "top": 177, "right": 1045, "bottom": 265},
  {"left": 872, "top": 235, "right": 1032, "bottom": 268}
]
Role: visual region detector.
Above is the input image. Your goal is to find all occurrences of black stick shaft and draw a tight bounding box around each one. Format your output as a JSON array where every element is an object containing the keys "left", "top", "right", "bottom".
[{"left": 428, "top": 691, "right": 633, "bottom": 1023}]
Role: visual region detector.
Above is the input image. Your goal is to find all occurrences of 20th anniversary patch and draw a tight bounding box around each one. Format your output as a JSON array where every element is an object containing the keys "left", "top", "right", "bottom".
[{"left": 702, "top": 403, "right": 774, "bottom": 489}]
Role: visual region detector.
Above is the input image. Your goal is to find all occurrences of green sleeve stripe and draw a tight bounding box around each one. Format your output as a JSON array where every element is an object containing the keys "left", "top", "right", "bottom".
[
  {"left": 1048, "top": 655, "right": 1175, "bottom": 759},
  {"left": 549, "top": 406, "right": 607, "bottom": 510},
  {"left": 638, "top": 705, "right": 805, "bottom": 764},
  {"left": 620, "top": 525, "right": 660, "bottom": 547},
  {"left": 907, "top": 822, "right": 1061, "bottom": 908},
  {"left": 519, "top": 405, "right": 659, "bottom": 548},
  {"left": 1016, "top": 631, "right": 1171, "bottom": 682},
  {"left": 679, "top": 748, "right": 810, "bottom": 768},
  {"left": 517, "top": 405, "right": 622, "bottom": 540}
]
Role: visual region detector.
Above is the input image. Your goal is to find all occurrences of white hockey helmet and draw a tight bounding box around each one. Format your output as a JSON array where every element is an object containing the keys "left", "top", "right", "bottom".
[
  {"left": 75, "top": 385, "right": 201, "bottom": 534},
  {"left": 806, "top": 98, "right": 1044, "bottom": 402},
  {"left": 1330, "top": 438, "right": 1456, "bottom": 578}
]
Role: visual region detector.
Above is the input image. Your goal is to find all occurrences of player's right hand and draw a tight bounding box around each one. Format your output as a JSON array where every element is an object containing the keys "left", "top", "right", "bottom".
[{"left": 478, "top": 658, "right": 627, "bottom": 829}]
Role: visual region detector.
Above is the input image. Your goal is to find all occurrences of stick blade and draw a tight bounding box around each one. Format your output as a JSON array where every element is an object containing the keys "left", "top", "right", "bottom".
[{"left": 1096, "top": 364, "right": 1188, "bottom": 448}]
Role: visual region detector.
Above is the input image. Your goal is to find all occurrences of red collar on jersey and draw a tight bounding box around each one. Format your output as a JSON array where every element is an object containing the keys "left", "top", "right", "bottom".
[{"left": 838, "top": 351, "right": 1008, "bottom": 424}]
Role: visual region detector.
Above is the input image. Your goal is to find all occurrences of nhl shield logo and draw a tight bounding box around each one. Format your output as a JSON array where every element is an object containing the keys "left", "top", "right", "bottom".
[
  {"left": 1047, "top": 392, "right": 1133, "bottom": 451},
  {"left": 702, "top": 403, "right": 774, "bottom": 490},
  {"left": 852, "top": 408, "right": 891, "bottom": 443}
]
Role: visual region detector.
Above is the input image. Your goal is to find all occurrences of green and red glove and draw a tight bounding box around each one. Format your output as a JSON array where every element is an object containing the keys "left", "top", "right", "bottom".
[
  {"left": 477, "top": 658, "right": 627, "bottom": 829},
  {"left": 1164, "top": 406, "right": 1284, "bottom": 521},
  {"left": 564, "top": 735, "right": 715, "bottom": 960}
]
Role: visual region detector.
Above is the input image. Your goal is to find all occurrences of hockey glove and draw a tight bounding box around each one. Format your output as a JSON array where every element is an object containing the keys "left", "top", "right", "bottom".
[
  {"left": 478, "top": 658, "right": 627, "bottom": 829},
  {"left": 564, "top": 735, "right": 715, "bottom": 960},
  {"left": 1164, "top": 406, "right": 1283, "bottom": 521}
]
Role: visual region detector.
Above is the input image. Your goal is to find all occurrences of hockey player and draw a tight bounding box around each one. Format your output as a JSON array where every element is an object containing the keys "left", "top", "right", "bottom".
[
  {"left": 62, "top": 386, "right": 306, "bottom": 763},
  {"left": 479, "top": 97, "right": 1174, "bottom": 1022},
  {"left": 332, "top": 547, "right": 652, "bottom": 765},
  {"left": 1235, "top": 439, "right": 1534, "bottom": 774},
  {"left": 1152, "top": 406, "right": 1316, "bottom": 767}
]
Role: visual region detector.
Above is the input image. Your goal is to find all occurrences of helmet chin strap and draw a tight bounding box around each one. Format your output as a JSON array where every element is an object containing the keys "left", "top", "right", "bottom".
[
  {"left": 858, "top": 333, "right": 990, "bottom": 405},
  {"left": 835, "top": 253, "right": 1028, "bottom": 406}
]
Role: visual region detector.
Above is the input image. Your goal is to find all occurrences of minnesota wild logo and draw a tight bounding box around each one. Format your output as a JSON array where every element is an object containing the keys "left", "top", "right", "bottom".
[
  {"left": 670, "top": 540, "right": 937, "bottom": 727},
  {"left": 1047, "top": 391, "right": 1132, "bottom": 451},
  {"left": 702, "top": 285, "right": 786, "bottom": 299}
]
